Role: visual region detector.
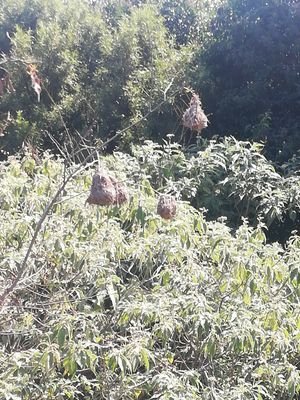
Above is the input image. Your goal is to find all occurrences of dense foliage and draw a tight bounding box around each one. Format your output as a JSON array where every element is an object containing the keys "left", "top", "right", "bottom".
[
  {"left": 0, "top": 146, "right": 299, "bottom": 399},
  {"left": 0, "top": 0, "right": 194, "bottom": 154},
  {"left": 1, "top": 1, "right": 300, "bottom": 399},
  {"left": 194, "top": 0, "right": 300, "bottom": 161},
  {"left": 2, "top": 0, "right": 299, "bottom": 161},
  {"left": 131, "top": 137, "right": 300, "bottom": 242}
]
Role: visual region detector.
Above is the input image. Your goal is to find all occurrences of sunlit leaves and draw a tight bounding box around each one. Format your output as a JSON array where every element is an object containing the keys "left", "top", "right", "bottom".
[{"left": 0, "top": 149, "right": 299, "bottom": 399}]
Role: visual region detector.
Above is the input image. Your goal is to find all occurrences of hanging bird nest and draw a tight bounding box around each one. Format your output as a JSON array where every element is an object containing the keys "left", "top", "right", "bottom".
[
  {"left": 86, "top": 171, "right": 129, "bottom": 207},
  {"left": 86, "top": 171, "right": 116, "bottom": 206},
  {"left": 157, "top": 195, "right": 177, "bottom": 220},
  {"left": 182, "top": 93, "right": 208, "bottom": 133},
  {"left": 109, "top": 175, "right": 129, "bottom": 206},
  {"left": 27, "top": 64, "right": 42, "bottom": 102}
]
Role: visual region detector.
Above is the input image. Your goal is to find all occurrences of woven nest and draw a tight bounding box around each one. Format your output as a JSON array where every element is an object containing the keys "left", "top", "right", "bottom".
[
  {"left": 87, "top": 171, "right": 129, "bottom": 206},
  {"left": 86, "top": 171, "right": 116, "bottom": 206},
  {"left": 109, "top": 175, "right": 129, "bottom": 206},
  {"left": 157, "top": 195, "right": 177, "bottom": 220},
  {"left": 182, "top": 93, "right": 208, "bottom": 133}
]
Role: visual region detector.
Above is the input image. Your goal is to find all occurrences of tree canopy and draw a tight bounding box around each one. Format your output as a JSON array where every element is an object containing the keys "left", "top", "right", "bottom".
[
  {"left": 1, "top": 0, "right": 299, "bottom": 161},
  {"left": 193, "top": 0, "right": 300, "bottom": 161}
]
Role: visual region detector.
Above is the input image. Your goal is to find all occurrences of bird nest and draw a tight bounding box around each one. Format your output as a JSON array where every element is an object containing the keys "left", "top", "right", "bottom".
[
  {"left": 157, "top": 195, "right": 177, "bottom": 220},
  {"left": 182, "top": 93, "right": 208, "bottom": 133},
  {"left": 109, "top": 175, "right": 129, "bottom": 206},
  {"left": 87, "top": 171, "right": 128, "bottom": 206}
]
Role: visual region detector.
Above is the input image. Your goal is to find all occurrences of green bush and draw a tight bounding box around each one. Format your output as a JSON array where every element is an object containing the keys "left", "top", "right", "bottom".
[
  {"left": 0, "top": 0, "right": 191, "bottom": 155},
  {"left": 0, "top": 147, "right": 299, "bottom": 399},
  {"left": 127, "top": 137, "right": 300, "bottom": 242}
]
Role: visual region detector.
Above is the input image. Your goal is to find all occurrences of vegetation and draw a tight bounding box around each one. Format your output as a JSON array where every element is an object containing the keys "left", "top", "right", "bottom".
[
  {"left": 0, "top": 148, "right": 299, "bottom": 399},
  {"left": 194, "top": 0, "right": 300, "bottom": 161},
  {"left": 0, "top": 0, "right": 190, "bottom": 154},
  {"left": 0, "top": 0, "right": 299, "bottom": 399},
  {"left": 131, "top": 137, "right": 300, "bottom": 242},
  {"left": 1, "top": 0, "right": 299, "bottom": 161}
]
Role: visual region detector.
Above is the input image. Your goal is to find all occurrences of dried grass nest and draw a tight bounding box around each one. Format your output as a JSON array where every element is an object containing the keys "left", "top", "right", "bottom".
[
  {"left": 86, "top": 170, "right": 128, "bottom": 206},
  {"left": 157, "top": 195, "right": 177, "bottom": 220},
  {"left": 182, "top": 93, "right": 208, "bottom": 133}
]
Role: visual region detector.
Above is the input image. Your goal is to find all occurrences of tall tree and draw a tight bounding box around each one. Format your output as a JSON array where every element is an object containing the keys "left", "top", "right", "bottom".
[{"left": 193, "top": 0, "right": 300, "bottom": 161}]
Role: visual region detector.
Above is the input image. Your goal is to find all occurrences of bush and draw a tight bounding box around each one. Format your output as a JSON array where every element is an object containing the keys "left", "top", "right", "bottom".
[
  {"left": 129, "top": 136, "right": 300, "bottom": 242},
  {"left": 0, "top": 149, "right": 299, "bottom": 399},
  {"left": 0, "top": 0, "right": 191, "bottom": 155}
]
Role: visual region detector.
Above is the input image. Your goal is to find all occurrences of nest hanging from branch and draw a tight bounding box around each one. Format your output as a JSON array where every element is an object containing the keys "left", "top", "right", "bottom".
[
  {"left": 86, "top": 171, "right": 129, "bottom": 206},
  {"left": 86, "top": 171, "right": 116, "bottom": 206},
  {"left": 27, "top": 64, "right": 42, "bottom": 102},
  {"left": 157, "top": 195, "right": 177, "bottom": 220},
  {"left": 182, "top": 93, "right": 208, "bottom": 133},
  {"left": 109, "top": 176, "right": 129, "bottom": 206}
]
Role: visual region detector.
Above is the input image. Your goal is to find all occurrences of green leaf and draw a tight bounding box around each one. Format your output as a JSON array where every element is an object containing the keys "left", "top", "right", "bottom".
[
  {"left": 63, "top": 351, "right": 77, "bottom": 377},
  {"left": 290, "top": 268, "right": 298, "bottom": 281},
  {"left": 243, "top": 288, "right": 251, "bottom": 306},
  {"left": 140, "top": 348, "right": 150, "bottom": 371},
  {"left": 106, "top": 283, "right": 118, "bottom": 310},
  {"left": 57, "top": 327, "right": 67, "bottom": 348}
]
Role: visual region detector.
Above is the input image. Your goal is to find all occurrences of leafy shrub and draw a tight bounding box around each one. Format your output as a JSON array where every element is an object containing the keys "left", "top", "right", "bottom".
[
  {"left": 0, "top": 0, "right": 191, "bottom": 155},
  {"left": 0, "top": 148, "right": 299, "bottom": 399},
  {"left": 127, "top": 136, "right": 300, "bottom": 242}
]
